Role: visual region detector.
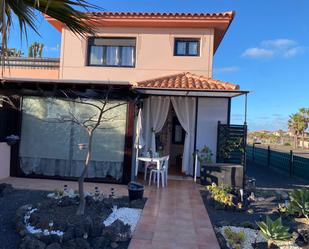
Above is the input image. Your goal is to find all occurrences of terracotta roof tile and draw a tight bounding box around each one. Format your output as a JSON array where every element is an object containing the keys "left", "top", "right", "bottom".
[
  {"left": 91, "top": 11, "right": 234, "bottom": 20},
  {"left": 133, "top": 72, "right": 240, "bottom": 91}
]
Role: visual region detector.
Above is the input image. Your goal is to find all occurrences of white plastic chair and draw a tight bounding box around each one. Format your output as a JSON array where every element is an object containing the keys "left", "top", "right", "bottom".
[
  {"left": 143, "top": 152, "right": 160, "bottom": 181},
  {"left": 149, "top": 155, "right": 169, "bottom": 188}
]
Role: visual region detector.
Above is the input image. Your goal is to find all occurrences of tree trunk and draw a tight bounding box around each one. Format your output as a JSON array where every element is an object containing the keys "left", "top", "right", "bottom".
[{"left": 76, "top": 130, "right": 93, "bottom": 216}]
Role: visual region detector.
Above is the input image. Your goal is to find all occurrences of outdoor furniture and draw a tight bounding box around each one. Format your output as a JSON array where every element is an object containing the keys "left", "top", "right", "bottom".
[
  {"left": 149, "top": 156, "right": 170, "bottom": 188},
  {"left": 137, "top": 153, "right": 160, "bottom": 181}
]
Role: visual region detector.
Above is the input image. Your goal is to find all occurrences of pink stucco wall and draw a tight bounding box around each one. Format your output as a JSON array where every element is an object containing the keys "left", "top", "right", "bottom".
[
  {"left": 0, "top": 143, "right": 10, "bottom": 179},
  {"left": 59, "top": 27, "right": 214, "bottom": 81},
  {"left": 2, "top": 68, "right": 59, "bottom": 79}
]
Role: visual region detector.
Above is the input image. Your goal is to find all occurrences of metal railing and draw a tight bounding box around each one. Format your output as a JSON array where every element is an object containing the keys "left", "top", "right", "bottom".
[
  {"left": 0, "top": 57, "right": 60, "bottom": 69},
  {"left": 247, "top": 144, "right": 309, "bottom": 180}
]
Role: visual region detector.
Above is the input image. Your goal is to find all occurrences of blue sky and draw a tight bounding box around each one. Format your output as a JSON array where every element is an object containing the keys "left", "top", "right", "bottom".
[{"left": 7, "top": 0, "right": 309, "bottom": 131}]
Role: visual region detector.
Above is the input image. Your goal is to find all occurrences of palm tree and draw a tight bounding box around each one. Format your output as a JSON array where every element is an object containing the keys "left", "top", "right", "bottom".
[
  {"left": 298, "top": 108, "right": 309, "bottom": 149},
  {"left": 1, "top": 0, "right": 99, "bottom": 66},
  {"left": 288, "top": 113, "right": 307, "bottom": 149}
]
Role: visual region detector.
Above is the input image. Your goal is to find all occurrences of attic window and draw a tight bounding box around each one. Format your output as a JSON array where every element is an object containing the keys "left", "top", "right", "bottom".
[{"left": 174, "top": 38, "right": 200, "bottom": 56}]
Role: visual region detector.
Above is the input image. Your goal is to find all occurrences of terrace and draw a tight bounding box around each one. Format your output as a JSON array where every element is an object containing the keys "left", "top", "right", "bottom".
[{"left": 1, "top": 57, "right": 60, "bottom": 79}]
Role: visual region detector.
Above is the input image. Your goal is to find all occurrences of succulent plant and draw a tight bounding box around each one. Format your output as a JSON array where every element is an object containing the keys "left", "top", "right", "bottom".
[
  {"left": 256, "top": 216, "right": 291, "bottom": 248},
  {"left": 287, "top": 188, "right": 309, "bottom": 220}
]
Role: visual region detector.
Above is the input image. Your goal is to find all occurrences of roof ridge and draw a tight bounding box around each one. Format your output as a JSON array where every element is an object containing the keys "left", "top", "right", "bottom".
[
  {"left": 133, "top": 72, "right": 240, "bottom": 91},
  {"left": 90, "top": 11, "right": 235, "bottom": 19}
]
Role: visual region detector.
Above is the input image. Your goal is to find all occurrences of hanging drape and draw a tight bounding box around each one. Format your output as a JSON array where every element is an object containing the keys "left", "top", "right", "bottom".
[
  {"left": 143, "top": 96, "right": 170, "bottom": 153},
  {"left": 171, "top": 97, "right": 196, "bottom": 175},
  {"left": 134, "top": 108, "right": 145, "bottom": 176}
]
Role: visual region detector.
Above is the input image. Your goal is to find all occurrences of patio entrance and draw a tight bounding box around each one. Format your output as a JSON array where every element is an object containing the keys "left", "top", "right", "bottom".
[{"left": 155, "top": 104, "right": 185, "bottom": 176}]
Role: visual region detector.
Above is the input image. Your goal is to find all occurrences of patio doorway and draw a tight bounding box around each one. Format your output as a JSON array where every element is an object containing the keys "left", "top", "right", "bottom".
[{"left": 156, "top": 105, "right": 185, "bottom": 176}]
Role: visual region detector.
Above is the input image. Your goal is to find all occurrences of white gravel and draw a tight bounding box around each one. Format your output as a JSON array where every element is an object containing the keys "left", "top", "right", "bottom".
[
  {"left": 103, "top": 206, "right": 142, "bottom": 233},
  {"left": 217, "top": 226, "right": 301, "bottom": 249},
  {"left": 24, "top": 208, "right": 64, "bottom": 237}
]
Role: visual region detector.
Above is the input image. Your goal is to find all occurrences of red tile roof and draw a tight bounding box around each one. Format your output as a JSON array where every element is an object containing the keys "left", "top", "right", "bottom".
[
  {"left": 91, "top": 11, "right": 234, "bottom": 19},
  {"left": 133, "top": 72, "right": 240, "bottom": 91}
]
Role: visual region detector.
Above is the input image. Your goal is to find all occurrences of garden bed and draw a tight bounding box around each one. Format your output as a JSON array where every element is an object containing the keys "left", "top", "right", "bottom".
[
  {"left": 201, "top": 187, "right": 309, "bottom": 249},
  {"left": 0, "top": 183, "right": 146, "bottom": 249}
]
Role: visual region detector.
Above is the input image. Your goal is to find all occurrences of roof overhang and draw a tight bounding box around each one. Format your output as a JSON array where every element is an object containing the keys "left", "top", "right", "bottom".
[
  {"left": 45, "top": 11, "right": 235, "bottom": 53},
  {"left": 133, "top": 87, "right": 249, "bottom": 98},
  {"left": 0, "top": 77, "right": 130, "bottom": 86}
]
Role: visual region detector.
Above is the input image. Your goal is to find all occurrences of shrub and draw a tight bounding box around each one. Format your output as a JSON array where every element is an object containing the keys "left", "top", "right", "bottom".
[
  {"left": 207, "top": 183, "right": 235, "bottom": 207},
  {"left": 224, "top": 227, "right": 245, "bottom": 249},
  {"left": 283, "top": 142, "right": 291, "bottom": 146},
  {"left": 287, "top": 188, "right": 309, "bottom": 219},
  {"left": 256, "top": 216, "right": 291, "bottom": 248}
]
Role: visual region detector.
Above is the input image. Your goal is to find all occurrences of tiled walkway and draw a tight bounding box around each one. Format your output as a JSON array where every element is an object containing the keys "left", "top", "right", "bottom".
[
  {"left": 129, "top": 180, "right": 219, "bottom": 249},
  {"left": 0, "top": 177, "right": 219, "bottom": 249}
]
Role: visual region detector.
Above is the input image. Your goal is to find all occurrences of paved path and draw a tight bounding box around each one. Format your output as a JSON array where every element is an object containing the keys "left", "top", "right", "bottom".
[
  {"left": 1, "top": 177, "right": 219, "bottom": 249},
  {"left": 129, "top": 180, "right": 219, "bottom": 249}
]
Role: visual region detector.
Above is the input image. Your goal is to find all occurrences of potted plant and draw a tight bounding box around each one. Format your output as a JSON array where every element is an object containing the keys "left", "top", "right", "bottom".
[
  {"left": 194, "top": 146, "right": 213, "bottom": 185},
  {"left": 5, "top": 134, "right": 20, "bottom": 146}
]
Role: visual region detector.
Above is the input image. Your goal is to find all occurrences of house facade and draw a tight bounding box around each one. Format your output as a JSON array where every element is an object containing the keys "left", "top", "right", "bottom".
[{"left": 0, "top": 12, "right": 248, "bottom": 183}]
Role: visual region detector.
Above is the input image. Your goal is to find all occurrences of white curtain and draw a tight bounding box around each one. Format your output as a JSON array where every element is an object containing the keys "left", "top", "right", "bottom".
[
  {"left": 171, "top": 97, "right": 196, "bottom": 175},
  {"left": 134, "top": 108, "right": 145, "bottom": 176},
  {"left": 143, "top": 96, "right": 170, "bottom": 153},
  {"left": 121, "top": 47, "right": 134, "bottom": 66},
  {"left": 106, "top": 46, "right": 119, "bottom": 65}
]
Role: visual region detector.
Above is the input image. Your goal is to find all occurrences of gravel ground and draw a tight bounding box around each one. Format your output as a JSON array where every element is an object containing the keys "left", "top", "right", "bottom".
[{"left": 0, "top": 188, "right": 47, "bottom": 249}]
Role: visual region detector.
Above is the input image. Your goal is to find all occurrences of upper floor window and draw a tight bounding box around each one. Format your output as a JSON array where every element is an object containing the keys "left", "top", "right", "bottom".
[
  {"left": 174, "top": 38, "right": 200, "bottom": 56},
  {"left": 88, "top": 37, "right": 136, "bottom": 67}
]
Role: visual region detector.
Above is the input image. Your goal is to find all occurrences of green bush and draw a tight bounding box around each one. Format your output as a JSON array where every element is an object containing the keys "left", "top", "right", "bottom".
[
  {"left": 256, "top": 216, "right": 291, "bottom": 248},
  {"left": 207, "top": 183, "right": 234, "bottom": 207},
  {"left": 283, "top": 142, "right": 291, "bottom": 146},
  {"left": 287, "top": 188, "right": 309, "bottom": 219}
]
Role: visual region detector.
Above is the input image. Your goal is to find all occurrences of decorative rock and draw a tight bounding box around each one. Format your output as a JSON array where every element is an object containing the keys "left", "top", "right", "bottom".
[
  {"left": 19, "top": 235, "right": 46, "bottom": 249},
  {"left": 90, "top": 236, "right": 110, "bottom": 249},
  {"left": 89, "top": 220, "right": 105, "bottom": 238},
  {"left": 73, "top": 216, "right": 93, "bottom": 238},
  {"left": 0, "top": 183, "right": 14, "bottom": 197},
  {"left": 102, "top": 220, "right": 131, "bottom": 242},
  {"left": 46, "top": 242, "right": 62, "bottom": 249},
  {"left": 110, "top": 242, "right": 119, "bottom": 248},
  {"left": 62, "top": 238, "right": 91, "bottom": 249},
  {"left": 62, "top": 226, "right": 75, "bottom": 242}
]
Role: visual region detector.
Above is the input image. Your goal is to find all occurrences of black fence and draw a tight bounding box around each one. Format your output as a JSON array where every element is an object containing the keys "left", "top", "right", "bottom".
[
  {"left": 216, "top": 121, "right": 247, "bottom": 165},
  {"left": 247, "top": 145, "right": 309, "bottom": 180}
]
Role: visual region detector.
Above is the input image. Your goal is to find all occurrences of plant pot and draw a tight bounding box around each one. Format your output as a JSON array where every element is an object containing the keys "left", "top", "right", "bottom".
[{"left": 128, "top": 182, "right": 144, "bottom": 201}]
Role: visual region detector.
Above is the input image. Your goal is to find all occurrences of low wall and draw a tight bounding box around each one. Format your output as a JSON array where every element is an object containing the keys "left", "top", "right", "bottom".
[{"left": 0, "top": 142, "right": 10, "bottom": 179}]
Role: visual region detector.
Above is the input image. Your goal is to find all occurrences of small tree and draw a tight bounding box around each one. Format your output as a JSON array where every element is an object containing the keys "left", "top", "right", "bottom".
[
  {"left": 56, "top": 88, "right": 128, "bottom": 215},
  {"left": 288, "top": 113, "right": 306, "bottom": 149}
]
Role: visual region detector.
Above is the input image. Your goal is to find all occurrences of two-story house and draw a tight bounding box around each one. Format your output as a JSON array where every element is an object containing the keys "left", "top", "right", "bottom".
[{"left": 0, "top": 11, "right": 248, "bottom": 184}]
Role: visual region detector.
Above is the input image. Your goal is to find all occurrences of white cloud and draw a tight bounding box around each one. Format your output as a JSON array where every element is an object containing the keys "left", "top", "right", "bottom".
[
  {"left": 213, "top": 66, "right": 239, "bottom": 74},
  {"left": 242, "top": 38, "right": 305, "bottom": 59},
  {"left": 242, "top": 48, "right": 274, "bottom": 58},
  {"left": 261, "top": 39, "right": 297, "bottom": 48},
  {"left": 283, "top": 46, "right": 304, "bottom": 58}
]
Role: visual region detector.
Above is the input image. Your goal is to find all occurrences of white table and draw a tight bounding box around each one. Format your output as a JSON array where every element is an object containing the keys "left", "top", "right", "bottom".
[{"left": 137, "top": 156, "right": 164, "bottom": 185}]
